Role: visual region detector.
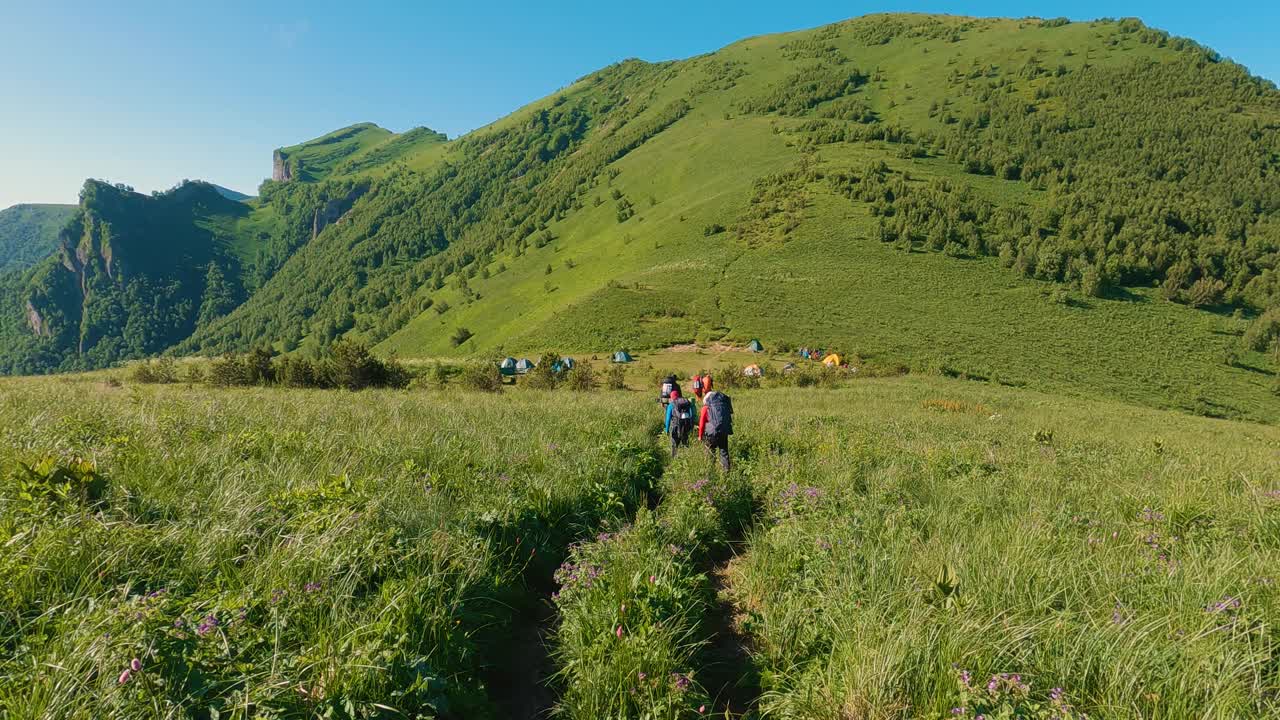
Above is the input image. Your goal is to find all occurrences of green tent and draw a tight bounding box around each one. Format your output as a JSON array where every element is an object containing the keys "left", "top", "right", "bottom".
[
  {"left": 612, "top": 350, "right": 634, "bottom": 363},
  {"left": 552, "top": 357, "right": 576, "bottom": 373},
  {"left": 747, "top": 339, "right": 764, "bottom": 352}
]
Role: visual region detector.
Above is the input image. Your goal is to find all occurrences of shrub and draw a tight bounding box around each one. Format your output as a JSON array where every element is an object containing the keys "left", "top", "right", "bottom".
[
  {"left": 460, "top": 362, "right": 503, "bottom": 393},
  {"left": 328, "top": 339, "right": 408, "bottom": 390},
  {"left": 606, "top": 364, "right": 627, "bottom": 390},
  {"left": 275, "top": 355, "right": 327, "bottom": 388},
  {"left": 182, "top": 362, "right": 206, "bottom": 384},
  {"left": 565, "top": 361, "right": 597, "bottom": 392},
  {"left": 208, "top": 353, "right": 252, "bottom": 386},
  {"left": 451, "top": 327, "right": 474, "bottom": 347},
  {"left": 432, "top": 361, "right": 451, "bottom": 385},
  {"left": 130, "top": 357, "right": 178, "bottom": 384},
  {"left": 524, "top": 352, "right": 562, "bottom": 390},
  {"left": 245, "top": 347, "right": 275, "bottom": 385},
  {"left": 1243, "top": 307, "right": 1280, "bottom": 352}
]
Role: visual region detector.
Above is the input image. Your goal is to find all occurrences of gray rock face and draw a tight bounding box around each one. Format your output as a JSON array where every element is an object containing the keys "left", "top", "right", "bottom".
[
  {"left": 24, "top": 300, "right": 46, "bottom": 337},
  {"left": 312, "top": 187, "right": 367, "bottom": 239},
  {"left": 272, "top": 150, "right": 294, "bottom": 182}
]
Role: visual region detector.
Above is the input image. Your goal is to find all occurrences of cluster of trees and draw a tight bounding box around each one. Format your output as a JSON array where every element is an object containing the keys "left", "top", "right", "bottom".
[
  {"left": 133, "top": 340, "right": 409, "bottom": 390},
  {"left": 739, "top": 63, "right": 868, "bottom": 116}
]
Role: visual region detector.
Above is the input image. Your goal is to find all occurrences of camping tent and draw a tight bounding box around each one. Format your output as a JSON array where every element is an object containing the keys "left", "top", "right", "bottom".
[
  {"left": 743, "top": 364, "right": 763, "bottom": 377},
  {"left": 515, "top": 358, "right": 536, "bottom": 374},
  {"left": 747, "top": 339, "right": 764, "bottom": 353},
  {"left": 499, "top": 357, "right": 518, "bottom": 376},
  {"left": 822, "top": 353, "right": 841, "bottom": 367},
  {"left": 552, "top": 357, "right": 576, "bottom": 373},
  {"left": 782, "top": 362, "right": 797, "bottom": 373},
  {"left": 612, "top": 351, "right": 634, "bottom": 363}
]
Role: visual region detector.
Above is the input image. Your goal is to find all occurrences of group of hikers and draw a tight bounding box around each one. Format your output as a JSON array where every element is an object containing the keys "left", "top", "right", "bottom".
[{"left": 659, "top": 372, "right": 733, "bottom": 471}]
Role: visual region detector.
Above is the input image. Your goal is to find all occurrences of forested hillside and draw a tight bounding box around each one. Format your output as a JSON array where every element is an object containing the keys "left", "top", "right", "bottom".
[
  {"left": 0, "top": 204, "right": 76, "bottom": 273},
  {"left": 3, "top": 14, "right": 1279, "bottom": 419}
]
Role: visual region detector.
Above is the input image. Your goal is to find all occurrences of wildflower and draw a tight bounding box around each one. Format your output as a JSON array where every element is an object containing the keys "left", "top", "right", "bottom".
[
  {"left": 638, "top": 671, "right": 647, "bottom": 680},
  {"left": 196, "top": 614, "right": 219, "bottom": 637},
  {"left": 672, "top": 672, "right": 690, "bottom": 691},
  {"left": 271, "top": 589, "right": 286, "bottom": 604},
  {"left": 959, "top": 669, "right": 971, "bottom": 686},
  {"left": 304, "top": 582, "right": 321, "bottom": 593},
  {"left": 1051, "top": 687, "right": 1064, "bottom": 702},
  {"left": 649, "top": 575, "right": 656, "bottom": 584},
  {"left": 130, "top": 658, "right": 141, "bottom": 672},
  {"left": 615, "top": 625, "right": 623, "bottom": 638},
  {"left": 698, "top": 705, "right": 706, "bottom": 714},
  {"left": 118, "top": 668, "right": 132, "bottom": 684},
  {"left": 173, "top": 618, "right": 185, "bottom": 628},
  {"left": 952, "top": 708, "right": 965, "bottom": 715}
]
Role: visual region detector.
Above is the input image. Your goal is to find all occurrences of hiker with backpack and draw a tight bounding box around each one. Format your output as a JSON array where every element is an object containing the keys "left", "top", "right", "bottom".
[
  {"left": 664, "top": 386, "right": 696, "bottom": 458},
  {"left": 691, "top": 372, "right": 709, "bottom": 403},
  {"left": 698, "top": 382, "right": 733, "bottom": 472}
]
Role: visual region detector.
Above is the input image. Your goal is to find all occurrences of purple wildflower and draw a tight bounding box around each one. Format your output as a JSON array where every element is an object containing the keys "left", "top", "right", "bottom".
[
  {"left": 304, "top": 582, "right": 322, "bottom": 593},
  {"left": 130, "top": 658, "right": 142, "bottom": 672},
  {"left": 196, "top": 614, "right": 219, "bottom": 637},
  {"left": 118, "top": 668, "right": 132, "bottom": 685},
  {"left": 672, "top": 673, "right": 690, "bottom": 691}
]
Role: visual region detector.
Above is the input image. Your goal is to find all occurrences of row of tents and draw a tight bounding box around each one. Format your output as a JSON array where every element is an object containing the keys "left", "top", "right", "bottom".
[
  {"left": 498, "top": 340, "right": 775, "bottom": 377},
  {"left": 499, "top": 352, "right": 637, "bottom": 377}
]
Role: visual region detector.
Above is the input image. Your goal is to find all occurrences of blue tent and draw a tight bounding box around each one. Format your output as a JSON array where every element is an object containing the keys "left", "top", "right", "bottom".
[
  {"left": 515, "top": 358, "right": 535, "bottom": 374},
  {"left": 612, "top": 350, "right": 634, "bottom": 363},
  {"left": 499, "top": 357, "right": 518, "bottom": 376},
  {"left": 747, "top": 339, "right": 764, "bottom": 352},
  {"left": 552, "top": 357, "right": 576, "bottom": 373}
]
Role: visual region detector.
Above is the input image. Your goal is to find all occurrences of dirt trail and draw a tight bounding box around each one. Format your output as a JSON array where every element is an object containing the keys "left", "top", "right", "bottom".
[
  {"left": 701, "top": 548, "right": 761, "bottom": 718},
  {"left": 486, "top": 600, "right": 558, "bottom": 719}
]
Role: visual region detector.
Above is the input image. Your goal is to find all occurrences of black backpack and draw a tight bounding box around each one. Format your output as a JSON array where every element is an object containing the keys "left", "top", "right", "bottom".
[
  {"left": 660, "top": 375, "right": 677, "bottom": 404},
  {"left": 671, "top": 397, "right": 694, "bottom": 443},
  {"left": 703, "top": 392, "right": 733, "bottom": 437}
]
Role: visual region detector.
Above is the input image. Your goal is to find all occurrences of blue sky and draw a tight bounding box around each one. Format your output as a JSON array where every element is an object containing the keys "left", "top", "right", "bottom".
[{"left": 1, "top": 0, "right": 1276, "bottom": 210}]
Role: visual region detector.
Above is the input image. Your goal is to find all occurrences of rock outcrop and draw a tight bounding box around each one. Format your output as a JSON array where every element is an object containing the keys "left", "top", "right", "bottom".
[
  {"left": 312, "top": 186, "right": 367, "bottom": 239},
  {"left": 272, "top": 150, "right": 294, "bottom": 182}
]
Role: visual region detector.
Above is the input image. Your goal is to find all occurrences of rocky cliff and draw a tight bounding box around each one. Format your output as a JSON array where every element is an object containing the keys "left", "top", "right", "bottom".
[{"left": 272, "top": 150, "right": 294, "bottom": 182}]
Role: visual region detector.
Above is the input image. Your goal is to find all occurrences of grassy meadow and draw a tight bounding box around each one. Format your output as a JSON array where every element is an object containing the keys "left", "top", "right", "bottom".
[{"left": 1, "top": 367, "right": 1277, "bottom": 718}]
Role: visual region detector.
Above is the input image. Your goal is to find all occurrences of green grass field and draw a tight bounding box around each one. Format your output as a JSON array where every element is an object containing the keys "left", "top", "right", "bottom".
[{"left": 2, "top": 369, "right": 1277, "bottom": 718}]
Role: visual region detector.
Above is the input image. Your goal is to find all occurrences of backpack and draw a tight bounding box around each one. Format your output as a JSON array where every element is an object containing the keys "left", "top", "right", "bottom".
[
  {"left": 692, "top": 375, "right": 704, "bottom": 394},
  {"left": 671, "top": 397, "right": 694, "bottom": 443},
  {"left": 660, "top": 375, "right": 677, "bottom": 404},
  {"left": 703, "top": 392, "right": 733, "bottom": 437}
]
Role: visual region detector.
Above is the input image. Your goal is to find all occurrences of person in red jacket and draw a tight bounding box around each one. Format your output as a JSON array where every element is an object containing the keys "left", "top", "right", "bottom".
[{"left": 697, "top": 382, "right": 733, "bottom": 472}]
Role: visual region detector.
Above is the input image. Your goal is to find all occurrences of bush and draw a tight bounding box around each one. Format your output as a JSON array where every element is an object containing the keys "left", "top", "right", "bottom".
[
  {"left": 275, "top": 355, "right": 328, "bottom": 388},
  {"left": 1243, "top": 308, "right": 1280, "bottom": 352},
  {"left": 451, "top": 327, "right": 474, "bottom": 347},
  {"left": 606, "top": 364, "right": 627, "bottom": 390},
  {"left": 208, "top": 353, "right": 252, "bottom": 386},
  {"left": 460, "top": 363, "right": 503, "bottom": 393},
  {"left": 130, "top": 357, "right": 178, "bottom": 384},
  {"left": 524, "top": 352, "right": 562, "bottom": 390},
  {"left": 182, "top": 362, "right": 206, "bottom": 384},
  {"left": 328, "top": 340, "right": 408, "bottom": 390},
  {"left": 566, "top": 361, "right": 597, "bottom": 392}
]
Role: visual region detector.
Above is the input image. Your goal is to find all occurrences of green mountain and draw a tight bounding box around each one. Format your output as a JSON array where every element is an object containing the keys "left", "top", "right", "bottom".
[
  {"left": 5, "top": 14, "right": 1280, "bottom": 420},
  {"left": 0, "top": 204, "right": 76, "bottom": 273}
]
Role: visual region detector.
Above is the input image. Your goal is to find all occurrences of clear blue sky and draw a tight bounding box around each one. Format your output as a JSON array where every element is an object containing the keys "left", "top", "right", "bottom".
[{"left": 2, "top": 0, "right": 1276, "bottom": 210}]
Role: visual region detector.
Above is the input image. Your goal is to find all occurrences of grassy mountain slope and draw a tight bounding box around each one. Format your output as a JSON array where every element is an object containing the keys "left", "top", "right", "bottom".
[
  {"left": 362, "top": 15, "right": 1279, "bottom": 420},
  {"left": 0, "top": 204, "right": 76, "bottom": 273},
  {"left": 273, "top": 122, "right": 448, "bottom": 182},
  {"left": 4, "top": 14, "right": 1280, "bottom": 422}
]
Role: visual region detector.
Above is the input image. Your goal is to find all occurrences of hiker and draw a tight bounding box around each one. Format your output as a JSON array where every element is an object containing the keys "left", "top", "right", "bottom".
[
  {"left": 691, "top": 372, "right": 709, "bottom": 402},
  {"left": 659, "top": 373, "right": 678, "bottom": 406},
  {"left": 698, "top": 383, "right": 733, "bottom": 472},
  {"left": 664, "top": 387, "right": 695, "bottom": 458}
]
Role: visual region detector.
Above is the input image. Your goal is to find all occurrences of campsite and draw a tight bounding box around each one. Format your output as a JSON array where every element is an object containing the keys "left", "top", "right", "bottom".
[{"left": 2, "top": 5, "right": 1280, "bottom": 719}]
